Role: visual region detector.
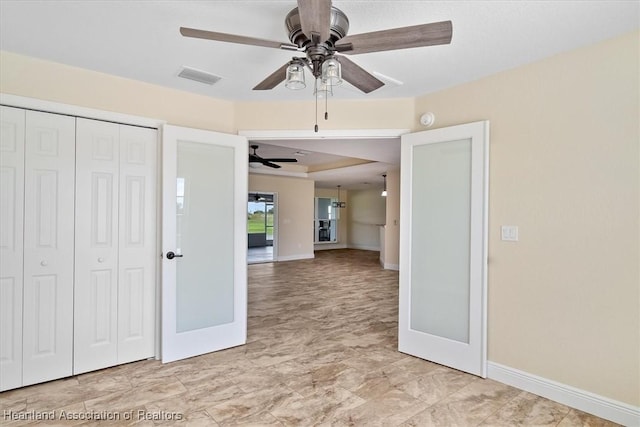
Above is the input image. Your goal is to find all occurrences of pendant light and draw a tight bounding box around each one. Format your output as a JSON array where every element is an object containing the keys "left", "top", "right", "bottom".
[
  {"left": 332, "top": 185, "right": 346, "bottom": 208},
  {"left": 381, "top": 174, "right": 387, "bottom": 197}
]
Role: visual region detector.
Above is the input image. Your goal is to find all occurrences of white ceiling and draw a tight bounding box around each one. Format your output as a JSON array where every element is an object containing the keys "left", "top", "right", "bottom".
[
  {"left": 1, "top": 1, "right": 637, "bottom": 189},
  {"left": 1, "top": 1, "right": 637, "bottom": 102}
]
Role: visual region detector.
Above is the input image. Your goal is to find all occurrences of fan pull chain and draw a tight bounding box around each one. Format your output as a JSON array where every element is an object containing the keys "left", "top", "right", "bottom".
[
  {"left": 325, "top": 82, "right": 329, "bottom": 121},
  {"left": 314, "top": 78, "right": 319, "bottom": 132}
]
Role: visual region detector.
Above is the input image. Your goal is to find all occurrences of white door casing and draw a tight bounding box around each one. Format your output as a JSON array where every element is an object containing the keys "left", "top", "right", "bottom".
[
  {"left": 161, "top": 124, "right": 247, "bottom": 363},
  {"left": 399, "top": 121, "right": 489, "bottom": 377}
]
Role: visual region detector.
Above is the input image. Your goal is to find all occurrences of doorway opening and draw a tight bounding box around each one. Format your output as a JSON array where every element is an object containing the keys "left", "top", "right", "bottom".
[{"left": 248, "top": 192, "right": 276, "bottom": 263}]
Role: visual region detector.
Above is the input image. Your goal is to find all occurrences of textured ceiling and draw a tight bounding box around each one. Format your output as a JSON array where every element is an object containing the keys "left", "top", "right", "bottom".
[
  {"left": 1, "top": 1, "right": 638, "bottom": 102},
  {"left": 1, "top": 1, "right": 637, "bottom": 189}
]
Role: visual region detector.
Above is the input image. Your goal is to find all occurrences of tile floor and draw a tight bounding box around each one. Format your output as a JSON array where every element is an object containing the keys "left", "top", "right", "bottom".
[
  {"left": 248, "top": 246, "right": 274, "bottom": 264},
  {"left": 0, "top": 249, "right": 619, "bottom": 426}
]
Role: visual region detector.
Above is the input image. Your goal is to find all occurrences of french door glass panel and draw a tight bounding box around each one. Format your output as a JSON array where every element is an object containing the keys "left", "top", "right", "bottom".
[
  {"left": 410, "top": 139, "right": 471, "bottom": 343},
  {"left": 176, "top": 141, "right": 234, "bottom": 332}
]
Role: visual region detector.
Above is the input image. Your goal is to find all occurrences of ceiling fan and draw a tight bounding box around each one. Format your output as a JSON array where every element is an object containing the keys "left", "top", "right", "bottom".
[
  {"left": 249, "top": 144, "right": 298, "bottom": 169},
  {"left": 180, "top": 0, "right": 453, "bottom": 94}
]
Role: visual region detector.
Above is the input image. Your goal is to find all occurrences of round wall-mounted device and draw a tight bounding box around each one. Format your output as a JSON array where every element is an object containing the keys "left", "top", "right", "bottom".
[{"left": 420, "top": 112, "right": 435, "bottom": 127}]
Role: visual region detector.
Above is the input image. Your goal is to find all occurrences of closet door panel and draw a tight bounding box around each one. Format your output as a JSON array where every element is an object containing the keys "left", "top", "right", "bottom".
[
  {"left": 118, "top": 126, "right": 157, "bottom": 363},
  {"left": 22, "top": 111, "right": 75, "bottom": 385},
  {"left": 0, "top": 106, "right": 25, "bottom": 391},
  {"left": 74, "top": 118, "right": 119, "bottom": 374}
]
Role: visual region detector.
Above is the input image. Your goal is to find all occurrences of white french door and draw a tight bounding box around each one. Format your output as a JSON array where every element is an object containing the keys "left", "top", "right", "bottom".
[
  {"left": 161, "top": 125, "right": 248, "bottom": 363},
  {"left": 399, "top": 121, "right": 489, "bottom": 377}
]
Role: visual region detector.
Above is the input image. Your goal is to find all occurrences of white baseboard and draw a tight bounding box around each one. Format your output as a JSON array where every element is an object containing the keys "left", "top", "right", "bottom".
[
  {"left": 487, "top": 362, "right": 640, "bottom": 426},
  {"left": 347, "top": 244, "right": 380, "bottom": 251},
  {"left": 383, "top": 263, "right": 399, "bottom": 271},
  {"left": 314, "top": 243, "right": 348, "bottom": 251},
  {"left": 277, "top": 253, "right": 314, "bottom": 262}
]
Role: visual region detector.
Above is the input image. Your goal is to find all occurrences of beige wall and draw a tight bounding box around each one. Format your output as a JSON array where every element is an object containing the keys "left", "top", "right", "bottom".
[
  {"left": 347, "top": 188, "right": 386, "bottom": 250},
  {"left": 415, "top": 31, "right": 639, "bottom": 406},
  {"left": 248, "top": 174, "right": 314, "bottom": 260},
  {"left": 0, "top": 51, "right": 236, "bottom": 133},
  {"left": 314, "top": 188, "right": 349, "bottom": 250},
  {"left": 235, "top": 98, "right": 414, "bottom": 131}
]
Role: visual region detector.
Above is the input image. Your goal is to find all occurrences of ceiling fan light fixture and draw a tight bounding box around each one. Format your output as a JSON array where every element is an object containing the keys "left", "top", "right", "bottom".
[
  {"left": 321, "top": 58, "right": 342, "bottom": 86},
  {"left": 285, "top": 62, "right": 306, "bottom": 90},
  {"left": 313, "top": 78, "right": 333, "bottom": 99}
]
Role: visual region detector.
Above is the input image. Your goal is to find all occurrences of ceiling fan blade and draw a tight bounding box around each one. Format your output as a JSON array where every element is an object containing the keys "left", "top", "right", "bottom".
[
  {"left": 297, "top": 0, "right": 331, "bottom": 43},
  {"left": 180, "top": 27, "right": 298, "bottom": 50},
  {"left": 337, "top": 56, "right": 384, "bottom": 94},
  {"left": 335, "top": 21, "right": 452, "bottom": 55},
  {"left": 253, "top": 63, "right": 290, "bottom": 90},
  {"left": 263, "top": 158, "right": 298, "bottom": 163},
  {"left": 262, "top": 161, "right": 282, "bottom": 169}
]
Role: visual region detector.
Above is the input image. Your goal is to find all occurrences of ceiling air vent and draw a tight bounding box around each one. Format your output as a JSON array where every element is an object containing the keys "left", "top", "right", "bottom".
[{"left": 178, "top": 66, "right": 222, "bottom": 85}]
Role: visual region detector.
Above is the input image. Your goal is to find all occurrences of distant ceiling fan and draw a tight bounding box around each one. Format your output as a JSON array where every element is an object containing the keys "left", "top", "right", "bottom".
[
  {"left": 249, "top": 144, "right": 297, "bottom": 169},
  {"left": 180, "top": 0, "right": 453, "bottom": 94}
]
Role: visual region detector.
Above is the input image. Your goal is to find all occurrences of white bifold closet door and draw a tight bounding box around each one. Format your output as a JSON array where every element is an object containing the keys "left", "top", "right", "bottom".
[
  {"left": 0, "top": 106, "right": 75, "bottom": 390},
  {"left": 74, "top": 118, "right": 157, "bottom": 375},
  {"left": 23, "top": 111, "right": 76, "bottom": 385},
  {"left": 0, "top": 106, "right": 26, "bottom": 390}
]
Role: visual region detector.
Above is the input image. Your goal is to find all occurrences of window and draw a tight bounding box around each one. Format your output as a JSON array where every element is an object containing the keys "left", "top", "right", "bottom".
[{"left": 314, "top": 197, "right": 338, "bottom": 243}]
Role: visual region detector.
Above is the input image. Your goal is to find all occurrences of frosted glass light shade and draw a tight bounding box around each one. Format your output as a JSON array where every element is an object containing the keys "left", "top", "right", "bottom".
[
  {"left": 285, "top": 63, "right": 306, "bottom": 90},
  {"left": 321, "top": 58, "right": 342, "bottom": 86}
]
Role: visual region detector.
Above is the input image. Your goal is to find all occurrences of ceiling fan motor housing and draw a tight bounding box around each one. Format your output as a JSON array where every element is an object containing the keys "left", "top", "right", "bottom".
[{"left": 285, "top": 6, "right": 350, "bottom": 48}]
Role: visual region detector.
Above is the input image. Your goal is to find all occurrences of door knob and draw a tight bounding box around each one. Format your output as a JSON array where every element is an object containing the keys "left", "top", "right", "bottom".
[
  {"left": 40, "top": 260, "right": 48, "bottom": 266},
  {"left": 166, "top": 251, "right": 183, "bottom": 260}
]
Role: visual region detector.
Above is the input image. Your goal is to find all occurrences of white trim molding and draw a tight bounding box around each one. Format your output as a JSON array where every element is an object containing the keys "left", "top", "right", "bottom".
[
  {"left": 347, "top": 244, "right": 380, "bottom": 251},
  {"left": 277, "top": 253, "right": 314, "bottom": 262},
  {"left": 239, "top": 129, "right": 410, "bottom": 140},
  {"left": 249, "top": 169, "right": 308, "bottom": 179},
  {"left": 488, "top": 362, "right": 640, "bottom": 426},
  {"left": 314, "top": 243, "right": 348, "bottom": 251},
  {"left": 382, "top": 263, "right": 399, "bottom": 271},
  {"left": 0, "top": 94, "right": 165, "bottom": 129}
]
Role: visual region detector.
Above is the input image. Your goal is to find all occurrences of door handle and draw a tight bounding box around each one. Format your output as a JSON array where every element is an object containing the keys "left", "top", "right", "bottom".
[{"left": 166, "top": 251, "right": 183, "bottom": 260}]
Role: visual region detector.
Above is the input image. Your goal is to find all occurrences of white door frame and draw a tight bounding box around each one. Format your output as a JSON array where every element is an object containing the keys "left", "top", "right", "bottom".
[{"left": 247, "top": 190, "right": 278, "bottom": 263}]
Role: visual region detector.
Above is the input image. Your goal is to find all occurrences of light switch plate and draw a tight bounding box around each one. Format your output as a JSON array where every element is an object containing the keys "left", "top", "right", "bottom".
[{"left": 501, "top": 225, "right": 519, "bottom": 241}]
